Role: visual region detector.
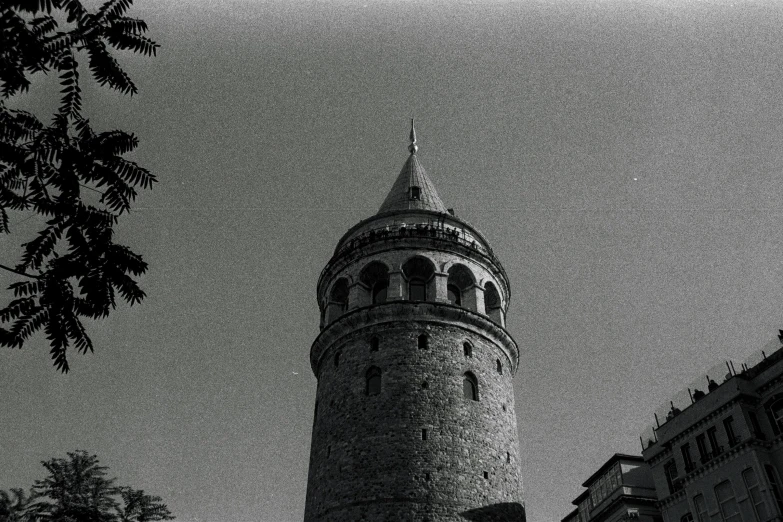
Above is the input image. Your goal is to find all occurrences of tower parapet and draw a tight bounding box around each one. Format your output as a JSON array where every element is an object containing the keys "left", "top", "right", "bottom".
[{"left": 304, "top": 124, "right": 526, "bottom": 521}]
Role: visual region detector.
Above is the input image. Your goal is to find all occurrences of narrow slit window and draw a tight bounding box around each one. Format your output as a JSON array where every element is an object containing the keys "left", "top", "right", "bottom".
[
  {"left": 422, "top": 429, "right": 428, "bottom": 440},
  {"left": 418, "top": 334, "right": 428, "bottom": 349},
  {"left": 370, "top": 337, "right": 379, "bottom": 352},
  {"left": 463, "top": 342, "right": 472, "bottom": 357},
  {"left": 334, "top": 352, "right": 340, "bottom": 368},
  {"left": 497, "top": 359, "right": 503, "bottom": 374}
]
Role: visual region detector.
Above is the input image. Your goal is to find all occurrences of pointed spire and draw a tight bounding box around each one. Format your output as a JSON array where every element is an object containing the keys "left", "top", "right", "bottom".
[
  {"left": 377, "top": 121, "right": 448, "bottom": 214},
  {"left": 408, "top": 118, "right": 418, "bottom": 154}
]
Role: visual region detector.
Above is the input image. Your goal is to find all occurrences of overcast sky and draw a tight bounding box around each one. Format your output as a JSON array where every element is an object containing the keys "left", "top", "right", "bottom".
[{"left": 3, "top": 1, "right": 783, "bottom": 521}]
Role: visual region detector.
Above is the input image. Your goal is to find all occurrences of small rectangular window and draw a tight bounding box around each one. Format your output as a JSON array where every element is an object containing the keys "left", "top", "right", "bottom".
[
  {"left": 707, "top": 426, "right": 721, "bottom": 456},
  {"left": 410, "top": 186, "right": 421, "bottom": 200},
  {"left": 664, "top": 460, "right": 678, "bottom": 494},
  {"left": 723, "top": 416, "right": 738, "bottom": 446},
  {"left": 422, "top": 429, "right": 427, "bottom": 440},
  {"left": 483, "top": 471, "right": 489, "bottom": 480},
  {"left": 749, "top": 411, "right": 764, "bottom": 439},
  {"left": 681, "top": 443, "right": 694, "bottom": 472},
  {"left": 696, "top": 434, "right": 709, "bottom": 462}
]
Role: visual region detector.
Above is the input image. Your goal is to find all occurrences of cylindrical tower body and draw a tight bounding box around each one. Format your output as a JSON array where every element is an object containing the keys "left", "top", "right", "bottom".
[{"left": 304, "top": 133, "right": 525, "bottom": 522}]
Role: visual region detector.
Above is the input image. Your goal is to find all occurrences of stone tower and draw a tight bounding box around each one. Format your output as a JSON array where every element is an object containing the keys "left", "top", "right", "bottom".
[{"left": 304, "top": 122, "right": 525, "bottom": 522}]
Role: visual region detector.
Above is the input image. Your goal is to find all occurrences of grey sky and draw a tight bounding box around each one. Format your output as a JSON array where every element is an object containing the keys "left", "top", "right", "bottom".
[{"left": 2, "top": 1, "right": 783, "bottom": 521}]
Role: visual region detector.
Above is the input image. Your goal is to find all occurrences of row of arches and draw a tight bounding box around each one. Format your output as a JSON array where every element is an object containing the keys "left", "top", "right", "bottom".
[{"left": 324, "top": 256, "right": 504, "bottom": 326}]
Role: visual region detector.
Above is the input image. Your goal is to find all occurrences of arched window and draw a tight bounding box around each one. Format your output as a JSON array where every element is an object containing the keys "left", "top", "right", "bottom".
[
  {"left": 326, "top": 278, "right": 350, "bottom": 323},
  {"left": 366, "top": 367, "right": 382, "bottom": 396},
  {"left": 418, "top": 334, "right": 428, "bottom": 350},
  {"left": 370, "top": 336, "right": 379, "bottom": 352},
  {"left": 497, "top": 359, "right": 503, "bottom": 374},
  {"left": 715, "top": 481, "right": 741, "bottom": 522},
  {"left": 372, "top": 283, "right": 388, "bottom": 304},
  {"left": 409, "top": 278, "right": 427, "bottom": 301},
  {"left": 447, "top": 264, "right": 475, "bottom": 310},
  {"left": 463, "top": 372, "right": 478, "bottom": 401},
  {"left": 463, "top": 342, "right": 472, "bottom": 358},
  {"left": 402, "top": 256, "right": 435, "bottom": 302},
  {"left": 447, "top": 284, "right": 461, "bottom": 306},
  {"left": 360, "top": 262, "right": 389, "bottom": 305},
  {"left": 680, "top": 514, "right": 694, "bottom": 522},
  {"left": 484, "top": 281, "right": 503, "bottom": 325}
]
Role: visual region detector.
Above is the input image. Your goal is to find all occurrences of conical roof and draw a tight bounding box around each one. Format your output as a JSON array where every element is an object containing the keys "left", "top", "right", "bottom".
[{"left": 377, "top": 122, "right": 448, "bottom": 214}]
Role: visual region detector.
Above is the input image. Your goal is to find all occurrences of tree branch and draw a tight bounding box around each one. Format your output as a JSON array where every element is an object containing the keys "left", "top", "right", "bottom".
[{"left": 0, "top": 263, "right": 40, "bottom": 279}]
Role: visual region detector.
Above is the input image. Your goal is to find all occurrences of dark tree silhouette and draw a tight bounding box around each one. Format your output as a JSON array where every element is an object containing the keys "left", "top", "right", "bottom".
[
  {"left": 1, "top": 450, "right": 174, "bottom": 522},
  {"left": 0, "top": 488, "right": 34, "bottom": 522},
  {"left": 0, "top": 0, "right": 159, "bottom": 372}
]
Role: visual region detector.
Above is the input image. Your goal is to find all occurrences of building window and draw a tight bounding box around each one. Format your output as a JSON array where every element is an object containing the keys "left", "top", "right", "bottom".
[
  {"left": 707, "top": 426, "right": 722, "bottom": 456},
  {"left": 421, "top": 429, "right": 427, "bottom": 440},
  {"left": 768, "top": 397, "right": 783, "bottom": 435},
  {"left": 724, "top": 416, "right": 738, "bottom": 447},
  {"left": 410, "top": 186, "right": 421, "bottom": 200},
  {"left": 418, "top": 334, "right": 428, "bottom": 349},
  {"left": 484, "top": 281, "right": 502, "bottom": 324},
  {"left": 681, "top": 514, "right": 694, "bottom": 522},
  {"left": 366, "top": 367, "right": 382, "bottom": 396},
  {"left": 749, "top": 411, "right": 764, "bottom": 439},
  {"left": 743, "top": 467, "right": 769, "bottom": 521},
  {"left": 693, "top": 494, "right": 708, "bottom": 522},
  {"left": 715, "top": 480, "right": 741, "bottom": 522},
  {"left": 360, "top": 261, "right": 389, "bottom": 305},
  {"left": 463, "top": 372, "right": 478, "bottom": 401},
  {"left": 764, "top": 465, "right": 783, "bottom": 514},
  {"left": 463, "top": 342, "right": 472, "bottom": 357},
  {"left": 447, "top": 284, "right": 461, "bottom": 306},
  {"left": 410, "top": 278, "right": 426, "bottom": 301},
  {"left": 447, "top": 264, "right": 475, "bottom": 310},
  {"left": 664, "top": 460, "right": 679, "bottom": 495},
  {"left": 327, "top": 278, "right": 350, "bottom": 322},
  {"left": 681, "top": 443, "right": 694, "bottom": 473},
  {"left": 696, "top": 433, "right": 709, "bottom": 463},
  {"left": 372, "top": 283, "right": 388, "bottom": 304},
  {"left": 370, "top": 337, "right": 379, "bottom": 352},
  {"left": 403, "top": 256, "right": 434, "bottom": 302},
  {"left": 334, "top": 352, "right": 340, "bottom": 368},
  {"left": 496, "top": 359, "right": 503, "bottom": 374}
]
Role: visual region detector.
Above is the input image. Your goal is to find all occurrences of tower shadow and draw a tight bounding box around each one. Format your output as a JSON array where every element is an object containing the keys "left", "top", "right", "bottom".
[{"left": 460, "top": 502, "right": 527, "bottom": 522}]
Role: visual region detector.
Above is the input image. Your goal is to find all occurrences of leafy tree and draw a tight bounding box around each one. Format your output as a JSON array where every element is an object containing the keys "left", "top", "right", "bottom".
[
  {"left": 1, "top": 450, "right": 174, "bottom": 522},
  {"left": 0, "top": 0, "right": 159, "bottom": 372},
  {"left": 0, "top": 488, "right": 34, "bottom": 522}
]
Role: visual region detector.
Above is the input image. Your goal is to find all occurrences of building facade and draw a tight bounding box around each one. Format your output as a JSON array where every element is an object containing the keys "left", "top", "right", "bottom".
[
  {"left": 303, "top": 124, "right": 526, "bottom": 521},
  {"left": 562, "top": 454, "right": 660, "bottom": 522},
  {"left": 642, "top": 336, "right": 783, "bottom": 522}
]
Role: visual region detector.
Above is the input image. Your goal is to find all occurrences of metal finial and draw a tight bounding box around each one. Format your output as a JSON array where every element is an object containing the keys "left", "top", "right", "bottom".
[{"left": 408, "top": 118, "right": 418, "bottom": 154}]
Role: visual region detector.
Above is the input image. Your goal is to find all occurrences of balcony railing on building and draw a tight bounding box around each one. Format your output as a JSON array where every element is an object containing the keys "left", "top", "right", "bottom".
[{"left": 639, "top": 336, "right": 783, "bottom": 452}]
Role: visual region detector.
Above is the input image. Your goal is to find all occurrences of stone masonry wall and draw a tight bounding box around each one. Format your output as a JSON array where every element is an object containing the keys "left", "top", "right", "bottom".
[{"left": 303, "top": 316, "right": 524, "bottom": 521}]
